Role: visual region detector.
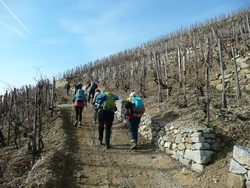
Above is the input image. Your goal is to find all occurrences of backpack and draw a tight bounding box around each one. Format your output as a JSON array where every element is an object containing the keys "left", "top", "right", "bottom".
[
  {"left": 90, "top": 83, "right": 97, "bottom": 91},
  {"left": 97, "top": 92, "right": 116, "bottom": 112},
  {"left": 76, "top": 89, "right": 85, "bottom": 101},
  {"left": 131, "top": 97, "right": 144, "bottom": 114},
  {"left": 92, "top": 92, "right": 101, "bottom": 105},
  {"left": 65, "top": 83, "right": 70, "bottom": 89}
]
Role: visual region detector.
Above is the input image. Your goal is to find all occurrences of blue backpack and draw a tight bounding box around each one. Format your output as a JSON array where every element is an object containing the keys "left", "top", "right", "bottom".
[
  {"left": 76, "top": 89, "right": 85, "bottom": 101},
  {"left": 90, "top": 83, "right": 97, "bottom": 91},
  {"left": 131, "top": 97, "right": 144, "bottom": 113}
]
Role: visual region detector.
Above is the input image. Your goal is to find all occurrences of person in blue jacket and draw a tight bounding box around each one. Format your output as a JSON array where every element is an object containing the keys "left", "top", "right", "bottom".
[{"left": 72, "top": 89, "right": 87, "bottom": 127}]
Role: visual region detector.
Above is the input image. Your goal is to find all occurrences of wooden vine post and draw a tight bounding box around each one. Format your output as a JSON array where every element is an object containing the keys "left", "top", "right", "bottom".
[
  {"left": 38, "top": 85, "right": 42, "bottom": 151},
  {"left": 14, "top": 88, "right": 21, "bottom": 149},
  {"left": 231, "top": 43, "right": 241, "bottom": 101},
  {"left": 193, "top": 38, "right": 199, "bottom": 105},
  {"left": 26, "top": 86, "right": 31, "bottom": 128},
  {"left": 218, "top": 38, "right": 227, "bottom": 108},
  {"left": 140, "top": 46, "right": 146, "bottom": 97},
  {"left": 177, "top": 46, "right": 182, "bottom": 88},
  {"left": 182, "top": 50, "right": 187, "bottom": 105},
  {"left": 239, "top": 26, "right": 246, "bottom": 55},
  {"left": 246, "top": 14, "right": 250, "bottom": 38},
  {"left": 205, "top": 40, "right": 211, "bottom": 123},
  {"left": 163, "top": 43, "right": 169, "bottom": 98},
  {"left": 7, "top": 91, "right": 12, "bottom": 146},
  {"left": 154, "top": 51, "right": 162, "bottom": 103},
  {"left": 212, "top": 26, "right": 232, "bottom": 59},
  {"left": 32, "top": 92, "right": 38, "bottom": 165}
]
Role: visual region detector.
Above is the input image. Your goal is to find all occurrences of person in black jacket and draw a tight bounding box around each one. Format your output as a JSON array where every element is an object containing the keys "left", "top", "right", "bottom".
[
  {"left": 64, "top": 82, "right": 70, "bottom": 96},
  {"left": 92, "top": 88, "right": 102, "bottom": 123},
  {"left": 86, "top": 81, "right": 98, "bottom": 103},
  {"left": 72, "top": 82, "right": 83, "bottom": 95},
  {"left": 95, "top": 92, "right": 119, "bottom": 149}
]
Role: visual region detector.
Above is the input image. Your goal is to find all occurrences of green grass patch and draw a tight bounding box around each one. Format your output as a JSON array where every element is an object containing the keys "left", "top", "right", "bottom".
[
  {"left": 203, "top": 122, "right": 222, "bottom": 131},
  {"left": 170, "top": 100, "right": 176, "bottom": 105}
]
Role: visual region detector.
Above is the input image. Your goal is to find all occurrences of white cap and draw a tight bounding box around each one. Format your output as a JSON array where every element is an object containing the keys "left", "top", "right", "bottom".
[{"left": 129, "top": 92, "right": 136, "bottom": 97}]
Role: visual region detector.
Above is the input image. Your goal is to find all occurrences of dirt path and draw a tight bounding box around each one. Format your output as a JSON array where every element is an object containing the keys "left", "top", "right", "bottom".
[{"left": 56, "top": 101, "right": 212, "bottom": 188}]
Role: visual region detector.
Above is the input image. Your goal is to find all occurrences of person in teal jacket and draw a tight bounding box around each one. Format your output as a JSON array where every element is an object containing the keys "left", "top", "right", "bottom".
[{"left": 72, "top": 89, "right": 87, "bottom": 127}]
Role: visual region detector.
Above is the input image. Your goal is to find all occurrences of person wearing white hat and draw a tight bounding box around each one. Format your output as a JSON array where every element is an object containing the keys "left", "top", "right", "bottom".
[
  {"left": 129, "top": 92, "right": 136, "bottom": 97},
  {"left": 125, "top": 91, "right": 145, "bottom": 150}
]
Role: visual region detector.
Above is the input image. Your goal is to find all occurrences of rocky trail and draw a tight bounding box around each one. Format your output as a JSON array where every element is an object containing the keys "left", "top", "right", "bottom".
[
  {"left": 58, "top": 105, "right": 192, "bottom": 188},
  {"left": 40, "top": 93, "right": 229, "bottom": 188}
]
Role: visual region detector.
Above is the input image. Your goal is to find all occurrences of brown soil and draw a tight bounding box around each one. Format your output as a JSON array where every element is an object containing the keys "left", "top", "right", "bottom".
[{"left": 18, "top": 91, "right": 231, "bottom": 188}]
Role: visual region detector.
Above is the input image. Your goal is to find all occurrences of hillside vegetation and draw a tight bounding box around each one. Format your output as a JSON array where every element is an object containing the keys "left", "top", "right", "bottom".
[
  {"left": 62, "top": 7, "right": 250, "bottom": 146},
  {"left": 0, "top": 6, "right": 250, "bottom": 187}
]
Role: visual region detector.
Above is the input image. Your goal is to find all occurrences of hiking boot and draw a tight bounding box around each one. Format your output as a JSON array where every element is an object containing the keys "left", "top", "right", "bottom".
[
  {"left": 78, "top": 122, "right": 81, "bottom": 127},
  {"left": 130, "top": 142, "right": 137, "bottom": 150},
  {"left": 106, "top": 144, "right": 111, "bottom": 149},
  {"left": 74, "top": 121, "right": 78, "bottom": 127},
  {"left": 98, "top": 140, "right": 103, "bottom": 145}
]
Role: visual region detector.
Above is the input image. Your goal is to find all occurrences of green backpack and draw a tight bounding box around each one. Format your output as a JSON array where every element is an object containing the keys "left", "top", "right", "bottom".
[{"left": 102, "top": 92, "right": 115, "bottom": 112}]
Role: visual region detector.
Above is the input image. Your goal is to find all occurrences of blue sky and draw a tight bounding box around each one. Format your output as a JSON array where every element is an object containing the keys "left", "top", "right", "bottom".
[{"left": 0, "top": 0, "right": 249, "bottom": 95}]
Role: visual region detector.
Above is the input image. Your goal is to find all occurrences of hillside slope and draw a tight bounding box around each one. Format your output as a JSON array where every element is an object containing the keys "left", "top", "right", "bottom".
[
  {"left": 2, "top": 9, "right": 250, "bottom": 187},
  {"left": 19, "top": 85, "right": 232, "bottom": 188}
]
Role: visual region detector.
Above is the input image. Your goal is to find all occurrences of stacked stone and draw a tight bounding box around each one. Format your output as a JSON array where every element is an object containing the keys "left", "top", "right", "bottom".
[
  {"left": 116, "top": 100, "right": 223, "bottom": 172},
  {"left": 227, "top": 146, "right": 250, "bottom": 188},
  {"left": 157, "top": 124, "right": 221, "bottom": 172},
  {"left": 138, "top": 114, "right": 153, "bottom": 140},
  {"left": 210, "top": 54, "right": 250, "bottom": 92},
  {"left": 136, "top": 114, "right": 223, "bottom": 172}
]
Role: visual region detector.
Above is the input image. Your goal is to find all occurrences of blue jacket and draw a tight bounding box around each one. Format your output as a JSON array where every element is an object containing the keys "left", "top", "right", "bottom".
[
  {"left": 96, "top": 92, "right": 119, "bottom": 110},
  {"left": 72, "top": 89, "right": 87, "bottom": 103}
]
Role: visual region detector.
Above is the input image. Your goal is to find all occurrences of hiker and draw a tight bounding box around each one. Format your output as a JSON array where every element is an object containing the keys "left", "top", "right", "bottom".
[
  {"left": 125, "top": 92, "right": 145, "bottom": 150},
  {"left": 65, "top": 82, "right": 71, "bottom": 96},
  {"left": 95, "top": 91, "right": 119, "bottom": 149},
  {"left": 73, "top": 82, "right": 83, "bottom": 95},
  {"left": 92, "top": 88, "right": 102, "bottom": 123},
  {"left": 86, "top": 81, "right": 98, "bottom": 103},
  {"left": 121, "top": 100, "right": 130, "bottom": 127},
  {"left": 72, "top": 89, "right": 87, "bottom": 127}
]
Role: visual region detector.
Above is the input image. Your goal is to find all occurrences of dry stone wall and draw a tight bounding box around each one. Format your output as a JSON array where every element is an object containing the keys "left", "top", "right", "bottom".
[
  {"left": 210, "top": 53, "right": 250, "bottom": 92},
  {"left": 117, "top": 99, "right": 250, "bottom": 187},
  {"left": 116, "top": 100, "right": 222, "bottom": 173},
  {"left": 227, "top": 146, "right": 250, "bottom": 188}
]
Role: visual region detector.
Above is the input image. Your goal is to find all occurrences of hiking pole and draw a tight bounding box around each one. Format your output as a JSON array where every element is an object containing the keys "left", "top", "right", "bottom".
[
  {"left": 83, "top": 105, "right": 86, "bottom": 124},
  {"left": 92, "top": 110, "right": 97, "bottom": 147},
  {"left": 70, "top": 104, "right": 74, "bottom": 123},
  {"left": 82, "top": 103, "right": 88, "bottom": 124}
]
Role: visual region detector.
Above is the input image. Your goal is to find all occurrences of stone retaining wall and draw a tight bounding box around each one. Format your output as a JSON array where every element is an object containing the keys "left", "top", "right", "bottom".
[
  {"left": 117, "top": 100, "right": 250, "bottom": 187},
  {"left": 116, "top": 100, "right": 222, "bottom": 173},
  {"left": 210, "top": 54, "right": 250, "bottom": 92},
  {"left": 227, "top": 146, "right": 250, "bottom": 188}
]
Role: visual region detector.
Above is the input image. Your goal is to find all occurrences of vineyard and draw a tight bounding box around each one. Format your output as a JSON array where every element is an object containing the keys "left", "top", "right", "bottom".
[{"left": 0, "top": 7, "right": 250, "bottom": 187}]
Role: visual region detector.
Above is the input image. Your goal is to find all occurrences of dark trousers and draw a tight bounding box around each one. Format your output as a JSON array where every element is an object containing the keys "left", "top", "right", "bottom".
[
  {"left": 88, "top": 90, "right": 95, "bottom": 103},
  {"left": 65, "top": 88, "right": 70, "bottom": 96},
  {"left": 75, "top": 106, "right": 83, "bottom": 122},
  {"left": 128, "top": 116, "right": 141, "bottom": 143},
  {"left": 98, "top": 110, "right": 114, "bottom": 146}
]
